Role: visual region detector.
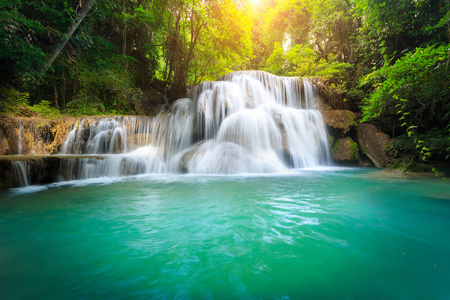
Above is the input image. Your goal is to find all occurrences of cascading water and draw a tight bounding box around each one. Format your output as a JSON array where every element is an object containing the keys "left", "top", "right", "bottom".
[
  {"left": 61, "top": 116, "right": 154, "bottom": 155},
  {"left": 59, "top": 71, "right": 331, "bottom": 179}
]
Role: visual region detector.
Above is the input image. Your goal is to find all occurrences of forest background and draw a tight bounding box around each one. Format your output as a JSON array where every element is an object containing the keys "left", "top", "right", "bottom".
[{"left": 0, "top": 0, "right": 449, "bottom": 162}]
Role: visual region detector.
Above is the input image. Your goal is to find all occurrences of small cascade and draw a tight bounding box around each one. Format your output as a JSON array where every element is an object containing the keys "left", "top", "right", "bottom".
[
  {"left": 58, "top": 71, "right": 331, "bottom": 180},
  {"left": 12, "top": 161, "right": 30, "bottom": 186}
]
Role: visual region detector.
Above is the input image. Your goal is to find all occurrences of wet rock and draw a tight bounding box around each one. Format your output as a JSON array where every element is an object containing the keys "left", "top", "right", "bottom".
[{"left": 357, "top": 123, "right": 394, "bottom": 167}]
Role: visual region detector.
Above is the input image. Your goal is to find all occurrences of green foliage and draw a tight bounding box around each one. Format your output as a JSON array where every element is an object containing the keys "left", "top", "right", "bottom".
[
  {"left": 264, "top": 42, "right": 287, "bottom": 75},
  {"left": 360, "top": 44, "right": 450, "bottom": 123},
  {"left": 360, "top": 44, "right": 450, "bottom": 163},
  {"left": 355, "top": 0, "right": 448, "bottom": 64},
  {"left": 11, "top": 91, "right": 31, "bottom": 106},
  {"left": 0, "top": 0, "right": 76, "bottom": 85},
  {"left": 0, "top": 88, "right": 61, "bottom": 118},
  {"left": 66, "top": 59, "right": 142, "bottom": 116},
  {"left": 0, "top": 88, "right": 31, "bottom": 116},
  {"left": 153, "top": 0, "right": 254, "bottom": 91},
  {"left": 0, "top": 0, "right": 448, "bottom": 168},
  {"left": 29, "top": 100, "right": 62, "bottom": 119},
  {"left": 265, "top": 43, "right": 352, "bottom": 77}
]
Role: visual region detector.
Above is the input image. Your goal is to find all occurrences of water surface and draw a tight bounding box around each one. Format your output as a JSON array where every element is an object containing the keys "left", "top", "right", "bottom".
[{"left": 1, "top": 168, "right": 449, "bottom": 299}]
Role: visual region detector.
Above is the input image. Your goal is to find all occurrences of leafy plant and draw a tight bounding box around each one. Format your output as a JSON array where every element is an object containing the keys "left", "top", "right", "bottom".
[
  {"left": 361, "top": 44, "right": 450, "bottom": 125},
  {"left": 29, "top": 100, "right": 62, "bottom": 119}
]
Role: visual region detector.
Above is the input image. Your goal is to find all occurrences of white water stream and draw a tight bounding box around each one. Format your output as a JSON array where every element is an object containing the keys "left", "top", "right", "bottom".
[{"left": 59, "top": 71, "right": 331, "bottom": 178}]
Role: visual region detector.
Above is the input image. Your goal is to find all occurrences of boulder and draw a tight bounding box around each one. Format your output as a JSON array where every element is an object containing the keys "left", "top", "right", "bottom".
[
  {"left": 331, "top": 137, "right": 359, "bottom": 164},
  {"left": 357, "top": 123, "right": 393, "bottom": 167}
]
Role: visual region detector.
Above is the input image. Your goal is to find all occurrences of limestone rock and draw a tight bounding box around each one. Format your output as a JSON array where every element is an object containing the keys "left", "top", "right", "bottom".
[
  {"left": 332, "top": 137, "right": 359, "bottom": 164},
  {"left": 357, "top": 123, "right": 393, "bottom": 167}
]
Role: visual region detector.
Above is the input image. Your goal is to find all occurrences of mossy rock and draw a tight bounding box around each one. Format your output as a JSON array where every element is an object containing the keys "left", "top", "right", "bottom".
[
  {"left": 332, "top": 137, "right": 359, "bottom": 164},
  {"left": 321, "top": 110, "right": 357, "bottom": 138}
]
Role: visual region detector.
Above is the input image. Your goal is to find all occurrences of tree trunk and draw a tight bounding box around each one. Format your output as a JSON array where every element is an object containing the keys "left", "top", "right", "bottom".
[{"left": 38, "top": 0, "right": 97, "bottom": 75}]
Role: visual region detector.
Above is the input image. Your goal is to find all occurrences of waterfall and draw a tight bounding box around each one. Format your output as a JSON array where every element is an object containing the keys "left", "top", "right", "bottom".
[
  {"left": 12, "top": 161, "right": 30, "bottom": 186},
  {"left": 59, "top": 71, "right": 331, "bottom": 178}
]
